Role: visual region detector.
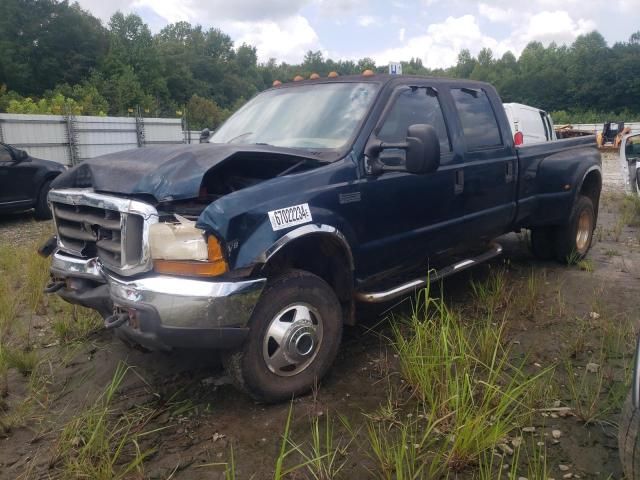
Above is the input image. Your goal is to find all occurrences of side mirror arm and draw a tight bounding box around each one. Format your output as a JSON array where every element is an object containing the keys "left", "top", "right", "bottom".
[{"left": 364, "top": 137, "right": 409, "bottom": 175}]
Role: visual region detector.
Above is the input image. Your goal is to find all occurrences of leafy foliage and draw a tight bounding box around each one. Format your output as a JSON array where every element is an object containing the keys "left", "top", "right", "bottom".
[{"left": 1, "top": 0, "right": 639, "bottom": 124}]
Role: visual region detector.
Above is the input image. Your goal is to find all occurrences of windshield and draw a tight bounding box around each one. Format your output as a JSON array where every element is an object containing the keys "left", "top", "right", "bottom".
[{"left": 210, "top": 82, "right": 378, "bottom": 150}]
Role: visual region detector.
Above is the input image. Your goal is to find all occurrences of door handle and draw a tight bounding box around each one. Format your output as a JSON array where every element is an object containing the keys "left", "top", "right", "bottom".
[
  {"left": 505, "top": 162, "right": 514, "bottom": 183},
  {"left": 454, "top": 169, "right": 464, "bottom": 195}
]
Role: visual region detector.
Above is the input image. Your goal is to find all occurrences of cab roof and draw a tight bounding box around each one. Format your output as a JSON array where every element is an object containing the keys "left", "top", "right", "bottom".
[{"left": 270, "top": 74, "right": 492, "bottom": 90}]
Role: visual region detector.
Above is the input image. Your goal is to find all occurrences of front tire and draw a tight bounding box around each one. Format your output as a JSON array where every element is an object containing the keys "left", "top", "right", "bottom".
[
  {"left": 223, "top": 269, "right": 343, "bottom": 403},
  {"left": 619, "top": 392, "right": 640, "bottom": 479},
  {"left": 34, "top": 180, "right": 53, "bottom": 220},
  {"left": 629, "top": 162, "right": 638, "bottom": 194},
  {"left": 555, "top": 195, "right": 595, "bottom": 263}
]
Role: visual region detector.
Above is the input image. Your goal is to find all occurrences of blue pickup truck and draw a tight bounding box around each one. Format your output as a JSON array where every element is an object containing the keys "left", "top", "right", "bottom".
[{"left": 44, "top": 74, "right": 601, "bottom": 402}]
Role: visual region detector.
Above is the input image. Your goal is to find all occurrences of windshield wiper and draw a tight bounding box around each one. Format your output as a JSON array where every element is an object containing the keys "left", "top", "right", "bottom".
[
  {"left": 277, "top": 158, "right": 317, "bottom": 177},
  {"left": 226, "top": 132, "right": 253, "bottom": 144}
]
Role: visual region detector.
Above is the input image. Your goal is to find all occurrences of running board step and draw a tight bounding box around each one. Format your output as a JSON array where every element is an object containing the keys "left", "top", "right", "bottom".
[{"left": 355, "top": 242, "right": 503, "bottom": 303}]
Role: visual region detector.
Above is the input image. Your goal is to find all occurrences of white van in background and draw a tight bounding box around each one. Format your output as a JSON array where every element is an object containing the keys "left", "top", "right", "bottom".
[{"left": 503, "top": 102, "right": 556, "bottom": 146}]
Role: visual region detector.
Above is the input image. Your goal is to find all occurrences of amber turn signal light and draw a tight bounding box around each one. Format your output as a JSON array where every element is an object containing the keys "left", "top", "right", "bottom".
[{"left": 154, "top": 259, "right": 227, "bottom": 277}]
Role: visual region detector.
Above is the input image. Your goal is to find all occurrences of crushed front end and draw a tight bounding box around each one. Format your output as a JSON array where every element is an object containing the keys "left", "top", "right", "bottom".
[{"left": 44, "top": 188, "right": 265, "bottom": 351}]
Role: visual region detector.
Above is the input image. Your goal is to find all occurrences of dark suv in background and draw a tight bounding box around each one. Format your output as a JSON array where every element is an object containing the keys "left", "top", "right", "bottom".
[{"left": 0, "top": 142, "right": 66, "bottom": 219}]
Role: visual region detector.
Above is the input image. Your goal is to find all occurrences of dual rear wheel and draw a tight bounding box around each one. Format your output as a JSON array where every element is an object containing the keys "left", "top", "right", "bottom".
[{"left": 530, "top": 195, "right": 595, "bottom": 263}]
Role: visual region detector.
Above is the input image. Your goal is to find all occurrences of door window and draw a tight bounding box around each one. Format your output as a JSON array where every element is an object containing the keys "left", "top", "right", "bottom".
[
  {"left": 626, "top": 135, "right": 640, "bottom": 161},
  {"left": 378, "top": 87, "right": 451, "bottom": 154},
  {"left": 451, "top": 88, "right": 502, "bottom": 150}
]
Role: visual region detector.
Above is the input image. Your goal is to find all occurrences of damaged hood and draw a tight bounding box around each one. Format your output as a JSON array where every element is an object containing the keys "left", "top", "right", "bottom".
[{"left": 51, "top": 143, "right": 328, "bottom": 202}]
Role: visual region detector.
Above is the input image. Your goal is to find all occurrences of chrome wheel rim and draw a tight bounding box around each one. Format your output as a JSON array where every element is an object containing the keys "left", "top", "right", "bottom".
[
  {"left": 262, "top": 303, "right": 323, "bottom": 377},
  {"left": 576, "top": 210, "right": 592, "bottom": 253}
]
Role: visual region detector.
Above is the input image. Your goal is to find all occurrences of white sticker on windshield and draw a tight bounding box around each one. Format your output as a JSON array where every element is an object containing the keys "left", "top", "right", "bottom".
[{"left": 268, "top": 203, "right": 313, "bottom": 231}]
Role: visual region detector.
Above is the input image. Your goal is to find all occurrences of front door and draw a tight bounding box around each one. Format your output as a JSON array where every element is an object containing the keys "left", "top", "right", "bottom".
[{"left": 356, "top": 84, "right": 464, "bottom": 281}]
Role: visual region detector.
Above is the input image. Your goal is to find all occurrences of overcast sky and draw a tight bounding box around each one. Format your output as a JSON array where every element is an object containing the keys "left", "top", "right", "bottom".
[{"left": 74, "top": 0, "right": 639, "bottom": 67}]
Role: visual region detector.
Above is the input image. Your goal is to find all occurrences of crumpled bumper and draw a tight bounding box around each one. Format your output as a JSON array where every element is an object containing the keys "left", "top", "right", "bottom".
[{"left": 49, "top": 250, "right": 266, "bottom": 350}]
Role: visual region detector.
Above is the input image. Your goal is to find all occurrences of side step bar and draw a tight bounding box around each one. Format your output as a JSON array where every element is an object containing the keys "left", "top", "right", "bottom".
[{"left": 355, "top": 242, "right": 503, "bottom": 303}]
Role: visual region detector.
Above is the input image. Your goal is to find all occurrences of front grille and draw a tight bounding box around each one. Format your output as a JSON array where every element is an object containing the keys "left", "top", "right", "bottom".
[
  {"left": 49, "top": 189, "right": 158, "bottom": 276},
  {"left": 53, "top": 203, "right": 140, "bottom": 268}
]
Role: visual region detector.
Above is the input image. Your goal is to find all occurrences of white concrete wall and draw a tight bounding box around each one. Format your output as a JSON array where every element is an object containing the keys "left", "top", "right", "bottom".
[{"left": 0, "top": 113, "right": 185, "bottom": 166}]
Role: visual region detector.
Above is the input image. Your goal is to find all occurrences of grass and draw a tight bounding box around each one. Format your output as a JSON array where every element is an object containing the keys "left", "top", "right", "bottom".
[
  {"left": 52, "top": 362, "right": 155, "bottom": 479},
  {"left": 470, "top": 268, "right": 509, "bottom": 314},
  {"left": 363, "top": 416, "right": 433, "bottom": 480},
  {"left": 272, "top": 402, "right": 330, "bottom": 479},
  {"left": 524, "top": 267, "right": 541, "bottom": 311},
  {"left": 1, "top": 359, "right": 52, "bottom": 435},
  {"left": 521, "top": 438, "right": 550, "bottom": 480},
  {"left": 296, "top": 413, "right": 351, "bottom": 480},
  {"left": 391, "top": 284, "right": 548, "bottom": 472},
  {"left": 51, "top": 300, "right": 102, "bottom": 344},
  {"left": 3, "top": 347, "right": 38, "bottom": 376},
  {"left": 0, "top": 275, "right": 21, "bottom": 342},
  {"left": 476, "top": 437, "right": 549, "bottom": 480},
  {"left": 611, "top": 194, "right": 640, "bottom": 242},
  {"left": 565, "top": 356, "right": 609, "bottom": 424},
  {"left": 23, "top": 250, "right": 50, "bottom": 315},
  {"left": 621, "top": 194, "right": 640, "bottom": 226}
]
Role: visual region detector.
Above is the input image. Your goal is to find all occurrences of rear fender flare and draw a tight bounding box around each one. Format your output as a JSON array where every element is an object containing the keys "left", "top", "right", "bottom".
[{"left": 574, "top": 165, "right": 602, "bottom": 221}]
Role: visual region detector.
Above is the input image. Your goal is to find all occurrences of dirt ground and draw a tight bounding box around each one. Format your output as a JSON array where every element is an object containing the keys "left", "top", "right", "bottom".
[{"left": 0, "top": 152, "right": 639, "bottom": 479}]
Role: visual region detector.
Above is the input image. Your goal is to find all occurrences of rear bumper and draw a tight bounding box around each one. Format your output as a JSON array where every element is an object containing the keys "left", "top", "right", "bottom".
[{"left": 50, "top": 250, "right": 266, "bottom": 350}]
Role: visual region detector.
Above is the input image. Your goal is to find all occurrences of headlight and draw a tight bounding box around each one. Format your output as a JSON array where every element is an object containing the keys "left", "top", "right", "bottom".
[{"left": 149, "top": 218, "right": 227, "bottom": 277}]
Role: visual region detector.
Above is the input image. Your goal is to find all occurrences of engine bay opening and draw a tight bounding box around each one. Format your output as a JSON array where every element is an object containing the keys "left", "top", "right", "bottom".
[{"left": 157, "top": 152, "right": 321, "bottom": 218}]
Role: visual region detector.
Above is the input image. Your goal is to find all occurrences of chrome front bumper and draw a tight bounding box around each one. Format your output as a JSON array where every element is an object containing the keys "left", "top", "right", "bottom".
[{"left": 50, "top": 250, "right": 266, "bottom": 349}]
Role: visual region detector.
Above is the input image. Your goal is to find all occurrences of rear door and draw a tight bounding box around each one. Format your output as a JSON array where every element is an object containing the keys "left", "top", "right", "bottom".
[
  {"left": 357, "top": 83, "right": 464, "bottom": 278},
  {"left": 450, "top": 87, "right": 517, "bottom": 241}
]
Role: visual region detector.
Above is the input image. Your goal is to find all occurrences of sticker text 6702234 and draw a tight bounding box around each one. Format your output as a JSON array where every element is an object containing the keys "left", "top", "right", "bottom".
[{"left": 268, "top": 203, "right": 313, "bottom": 231}]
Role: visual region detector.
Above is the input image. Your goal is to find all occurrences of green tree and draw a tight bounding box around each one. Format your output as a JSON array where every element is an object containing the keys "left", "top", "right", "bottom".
[
  {"left": 186, "top": 95, "right": 228, "bottom": 130},
  {"left": 0, "top": 0, "right": 107, "bottom": 95},
  {"left": 454, "top": 49, "right": 477, "bottom": 78},
  {"left": 7, "top": 93, "right": 82, "bottom": 115}
]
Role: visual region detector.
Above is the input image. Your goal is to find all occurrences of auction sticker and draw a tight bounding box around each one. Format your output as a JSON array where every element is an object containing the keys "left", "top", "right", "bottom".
[{"left": 268, "top": 203, "right": 313, "bottom": 231}]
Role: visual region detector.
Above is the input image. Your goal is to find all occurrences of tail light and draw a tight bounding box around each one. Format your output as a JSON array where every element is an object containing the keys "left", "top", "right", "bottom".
[{"left": 514, "top": 131, "right": 524, "bottom": 146}]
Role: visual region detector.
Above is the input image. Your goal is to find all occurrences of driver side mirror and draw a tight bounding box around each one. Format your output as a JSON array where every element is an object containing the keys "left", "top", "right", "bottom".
[
  {"left": 365, "top": 124, "right": 441, "bottom": 175},
  {"left": 1, "top": 143, "right": 29, "bottom": 163},
  {"left": 405, "top": 124, "right": 441, "bottom": 174},
  {"left": 199, "top": 128, "right": 211, "bottom": 143},
  {"left": 15, "top": 149, "right": 29, "bottom": 162}
]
